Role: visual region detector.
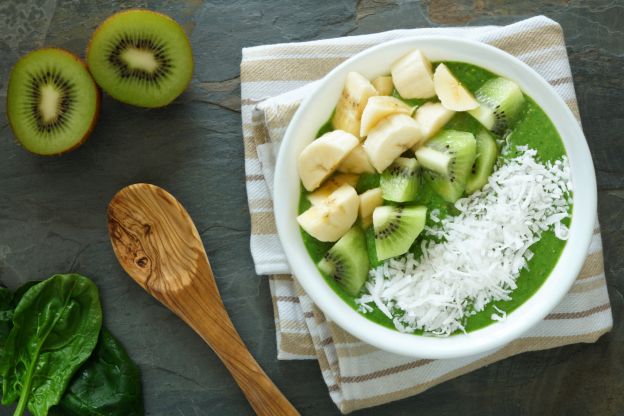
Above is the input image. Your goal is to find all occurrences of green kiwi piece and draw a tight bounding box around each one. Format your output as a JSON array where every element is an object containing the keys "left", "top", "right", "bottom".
[
  {"left": 465, "top": 129, "right": 498, "bottom": 194},
  {"left": 87, "top": 9, "right": 193, "bottom": 108},
  {"left": 380, "top": 157, "right": 420, "bottom": 202},
  {"left": 318, "top": 226, "right": 369, "bottom": 296},
  {"left": 468, "top": 77, "right": 525, "bottom": 134},
  {"left": 365, "top": 227, "right": 381, "bottom": 268},
  {"left": 419, "top": 130, "right": 476, "bottom": 203},
  {"left": 373, "top": 205, "right": 427, "bottom": 261},
  {"left": 6, "top": 48, "right": 100, "bottom": 156}
]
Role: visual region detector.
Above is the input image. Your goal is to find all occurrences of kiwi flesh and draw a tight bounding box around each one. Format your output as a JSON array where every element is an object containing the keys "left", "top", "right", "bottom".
[
  {"left": 6, "top": 48, "right": 100, "bottom": 155},
  {"left": 468, "top": 77, "right": 525, "bottom": 134},
  {"left": 318, "top": 226, "right": 369, "bottom": 296},
  {"left": 380, "top": 157, "right": 420, "bottom": 202},
  {"left": 87, "top": 10, "right": 193, "bottom": 108},
  {"left": 419, "top": 130, "right": 476, "bottom": 203},
  {"left": 365, "top": 227, "right": 381, "bottom": 268},
  {"left": 465, "top": 129, "right": 498, "bottom": 194},
  {"left": 373, "top": 205, "right": 427, "bottom": 261}
]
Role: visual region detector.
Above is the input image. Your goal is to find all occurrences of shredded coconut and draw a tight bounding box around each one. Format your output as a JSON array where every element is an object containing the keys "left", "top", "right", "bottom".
[
  {"left": 429, "top": 208, "right": 441, "bottom": 223},
  {"left": 491, "top": 305, "right": 507, "bottom": 322},
  {"left": 356, "top": 146, "right": 572, "bottom": 336}
]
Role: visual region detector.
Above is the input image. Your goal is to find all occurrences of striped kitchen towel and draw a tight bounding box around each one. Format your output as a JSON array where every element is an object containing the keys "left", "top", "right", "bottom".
[{"left": 240, "top": 16, "right": 612, "bottom": 414}]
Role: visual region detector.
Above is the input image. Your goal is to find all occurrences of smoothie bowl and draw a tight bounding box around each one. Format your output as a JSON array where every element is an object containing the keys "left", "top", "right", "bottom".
[{"left": 273, "top": 36, "right": 596, "bottom": 359}]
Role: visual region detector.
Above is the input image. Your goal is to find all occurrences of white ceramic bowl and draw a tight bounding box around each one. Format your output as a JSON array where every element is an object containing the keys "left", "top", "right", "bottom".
[{"left": 273, "top": 36, "right": 596, "bottom": 359}]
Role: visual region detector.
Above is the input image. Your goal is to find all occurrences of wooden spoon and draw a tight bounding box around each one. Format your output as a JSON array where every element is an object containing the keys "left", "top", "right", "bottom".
[{"left": 107, "top": 183, "right": 299, "bottom": 416}]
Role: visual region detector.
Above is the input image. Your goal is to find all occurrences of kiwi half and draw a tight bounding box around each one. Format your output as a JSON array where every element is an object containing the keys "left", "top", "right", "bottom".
[
  {"left": 7, "top": 48, "right": 100, "bottom": 155},
  {"left": 373, "top": 205, "right": 427, "bottom": 261},
  {"left": 417, "top": 130, "right": 477, "bottom": 203},
  {"left": 87, "top": 10, "right": 193, "bottom": 108},
  {"left": 318, "top": 226, "right": 369, "bottom": 296},
  {"left": 380, "top": 157, "right": 420, "bottom": 202}
]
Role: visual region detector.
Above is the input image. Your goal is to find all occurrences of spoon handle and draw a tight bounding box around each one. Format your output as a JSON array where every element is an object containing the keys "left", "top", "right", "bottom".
[{"left": 167, "top": 275, "right": 300, "bottom": 416}]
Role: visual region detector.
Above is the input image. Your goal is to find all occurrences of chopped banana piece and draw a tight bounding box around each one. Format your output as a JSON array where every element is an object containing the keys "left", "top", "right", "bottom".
[
  {"left": 359, "top": 187, "right": 384, "bottom": 228},
  {"left": 338, "top": 145, "right": 375, "bottom": 174},
  {"left": 297, "top": 184, "right": 359, "bottom": 242},
  {"left": 363, "top": 114, "right": 424, "bottom": 173},
  {"left": 297, "top": 130, "right": 359, "bottom": 191},
  {"left": 372, "top": 76, "right": 394, "bottom": 96},
  {"left": 391, "top": 50, "right": 436, "bottom": 99},
  {"left": 332, "top": 72, "right": 378, "bottom": 138},
  {"left": 308, "top": 173, "right": 359, "bottom": 205},
  {"left": 433, "top": 63, "right": 479, "bottom": 111},
  {"left": 360, "top": 96, "right": 412, "bottom": 137},
  {"left": 411, "top": 102, "right": 455, "bottom": 151}
]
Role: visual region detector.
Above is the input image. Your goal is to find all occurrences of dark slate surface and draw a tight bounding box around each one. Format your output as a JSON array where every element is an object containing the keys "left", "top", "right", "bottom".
[{"left": 0, "top": 1, "right": 622, "bottom": 415}]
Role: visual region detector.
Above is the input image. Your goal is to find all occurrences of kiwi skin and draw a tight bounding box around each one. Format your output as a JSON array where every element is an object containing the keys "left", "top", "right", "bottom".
[
  {"left": 6, "top": 48, "right": 101, "bottom": 156},
  {"left": 86, "top": 9, "right": 194, "bottom": 108}
]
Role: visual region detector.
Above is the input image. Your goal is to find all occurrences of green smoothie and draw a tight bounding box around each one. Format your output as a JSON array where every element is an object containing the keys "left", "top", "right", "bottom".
[{"left": 298, "top": 62, "right": 570, "bottom": 334}]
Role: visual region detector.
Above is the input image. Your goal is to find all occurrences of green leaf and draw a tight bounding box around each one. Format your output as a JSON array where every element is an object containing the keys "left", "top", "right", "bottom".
[
  {"left": 0, "top": 286, "right": 13, "bottom": 392},
  {"left": 0, "top": 282, "right": 40, "bottom": 401},
  {"left": 0, "top": 287, "right": 13, "bottom": 350},
  {"left": 0, "top": 274, "right": 102, "bottom": 416},
  {"left": 11, "top": 281, "right": 41, "bottom": 306},
  {"left": 59, "top": 328, "right": 144, "bottom": 416}
]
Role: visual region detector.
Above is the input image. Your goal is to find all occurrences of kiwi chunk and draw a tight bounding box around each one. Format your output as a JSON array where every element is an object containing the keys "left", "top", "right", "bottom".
[
  {"left": 468, "top": 77, "right": 525, "bottom": 134},
  {"left": 87, "top": 10, "right": 193, "bottom": 107},
  {"left": 318, "top": 226, "right": 369, "bottom": 296},
  {"left": 373, "top": 205, "right": 427, "bottom": 261},
  {"left": 380, "top": 157, "right": 420, "bottom": 202},
  {"left": 6, "top": 48, "right": 100, "bottom": 155},
  {"left": 465, "top": 129, "right": 498, "bottom": 194},
  {"left": 419, "top": 130, "right": 477, "bottom": 203},
  {"left": 414, "top": 147, "right": 450, "bottom": 175},
  {"left": 365, "top": 227, "right": 381, "bottom": 268}
]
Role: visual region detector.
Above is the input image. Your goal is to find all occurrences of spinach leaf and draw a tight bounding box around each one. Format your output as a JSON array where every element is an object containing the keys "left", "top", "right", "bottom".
[
  {"left": 59, "top": 328, "right": 144, "bottom": 416},
  {"left": 12, "top": 281, "right": 41, "bottom": 305},
  {"left": 0, "top": 286, "right": 13, "bottom": 396},
  {"left": 0, "top": 287, "right": 13, "bottom": 352},
  {"left": 0, "top": 282, "right": 40, "bottom": 362},
  {"left": 0, "top": 274, "right": 102, "bottom": 416}
]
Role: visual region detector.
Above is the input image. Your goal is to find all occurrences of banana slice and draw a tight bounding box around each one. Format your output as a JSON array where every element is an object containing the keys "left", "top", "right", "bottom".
[
  {"left": 411, "top": 102, "right": 455, "bottom": 151},
  {"left": 332, "top": 72, "right": 378, "bottom": 138},
  {"left": 359, "top": 187, "right": 383, "bottom": 228},
  {"left": 298, "top": 130, "right": 359, "bottom": 191},
  {"left": 372, "top": 76, "right": 394, "bottom": 96},
  {"left": 391, "top": 50, "right": 436, "bottom": 99},
  {"left": 338, "top": 145, "right": 375, "bottom": 174},
  {"left": 433, "top": 63, "right": 479, "bottom": 111},
  {"left": 308, "top": 173, "right": 359, "bottom": 205},
  {"left": 360, "top": 96, "right": 412, "bottom": 137},
  {"left": 297, "top": 184, "right": 359, "bottom": 242},
  {"left": 363, "top": 114, "right": 423, "bottom": 173}
]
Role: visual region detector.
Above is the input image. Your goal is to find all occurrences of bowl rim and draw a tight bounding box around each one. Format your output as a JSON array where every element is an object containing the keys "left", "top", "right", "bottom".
[{"left": 273, "top": 35, "right": 597, "bottom": 359}]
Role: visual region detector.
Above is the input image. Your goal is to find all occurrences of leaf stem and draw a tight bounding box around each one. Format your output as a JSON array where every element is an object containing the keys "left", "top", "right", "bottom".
[
  {"left": 14, "top": 341, "right": 42, "bottom": 416},
  {"left": 13, "top": 372, "right": 32, "bottom": 416}
]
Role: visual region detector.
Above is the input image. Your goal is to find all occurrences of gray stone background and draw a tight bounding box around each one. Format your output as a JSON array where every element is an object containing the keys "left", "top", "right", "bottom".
[{"left": 0, "top": 0, "right": 622, "bottom": 415}]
